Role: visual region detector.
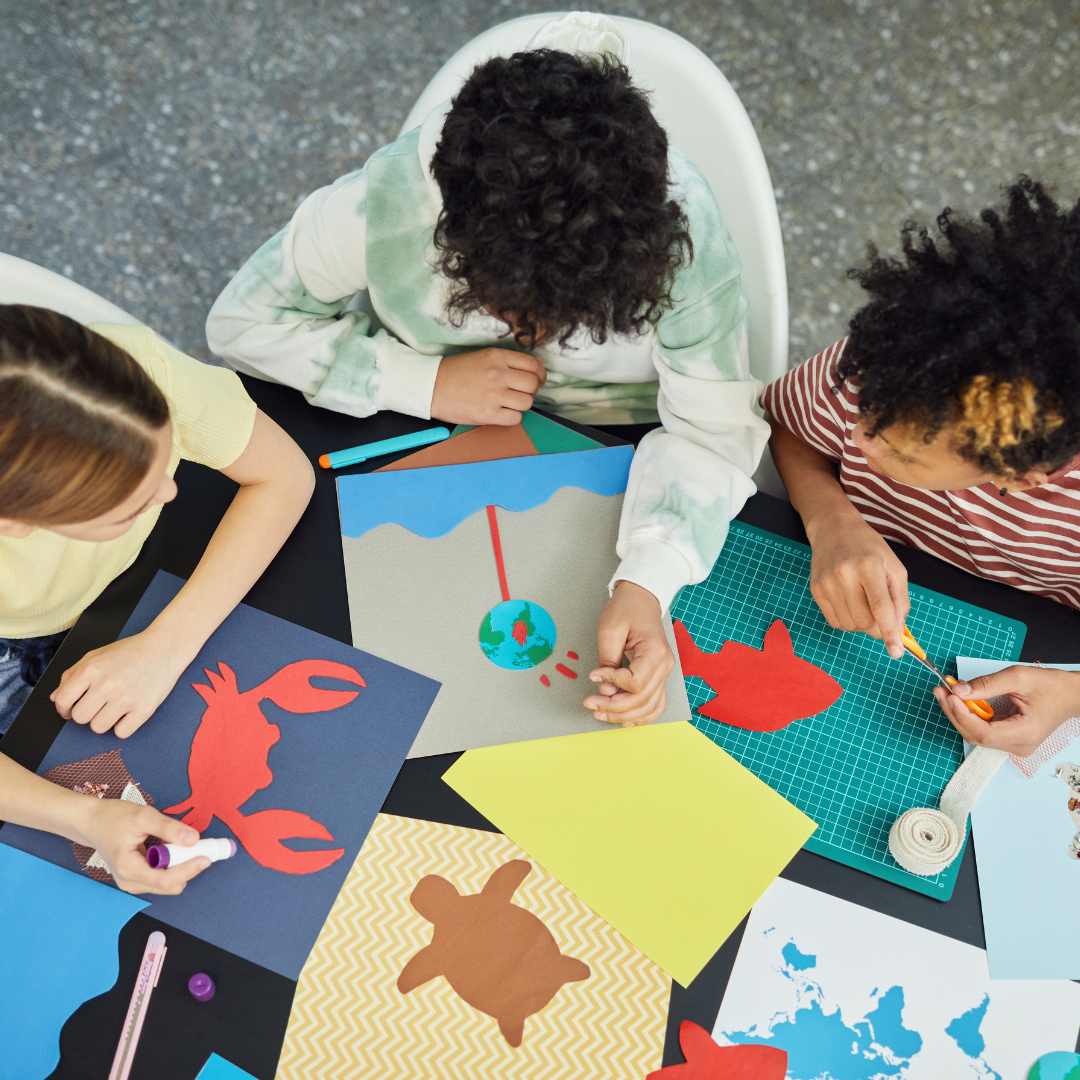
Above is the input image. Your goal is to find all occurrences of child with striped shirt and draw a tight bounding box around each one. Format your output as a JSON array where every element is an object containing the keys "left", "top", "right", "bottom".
[{"left": 765, "top": 178, "right": 1080, "bottom": 757}]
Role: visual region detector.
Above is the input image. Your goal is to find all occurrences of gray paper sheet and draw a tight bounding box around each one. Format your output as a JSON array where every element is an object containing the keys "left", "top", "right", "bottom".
[{"left": 342, "top": 487, "right": 692, "bottom": 757}]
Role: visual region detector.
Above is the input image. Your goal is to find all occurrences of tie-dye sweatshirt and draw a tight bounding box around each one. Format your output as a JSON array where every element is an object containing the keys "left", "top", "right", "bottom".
[{"left": 206, "top": 108, "right": 769, "bottom": 612}]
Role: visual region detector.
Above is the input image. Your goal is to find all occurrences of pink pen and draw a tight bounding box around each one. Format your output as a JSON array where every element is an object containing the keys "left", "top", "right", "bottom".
[{"left": 108, "top": 930, "right": 167, "bottom": 1080}]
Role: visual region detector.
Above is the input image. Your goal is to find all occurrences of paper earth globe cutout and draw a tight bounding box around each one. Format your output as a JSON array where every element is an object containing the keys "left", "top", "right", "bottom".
[{"left": 478, "top": 599, "right": 556, "bottom": 671}]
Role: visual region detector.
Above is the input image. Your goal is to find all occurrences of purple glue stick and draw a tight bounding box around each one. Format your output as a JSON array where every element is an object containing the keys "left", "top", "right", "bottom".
[{"left": 147, "top": 837, "right": 237, "bottom": 869}]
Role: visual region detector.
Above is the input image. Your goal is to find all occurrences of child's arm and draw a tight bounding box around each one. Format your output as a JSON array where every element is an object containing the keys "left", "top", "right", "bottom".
[
  {"left": 934, "top": 667, "right": 1080, "bottom": 755},
  {"left": 0, "top": 752, "right": 208, "bottom": 894},
  {"left": 585, "top": 155, "right": 772, "bottom": 726},
  {"left": 51, "top": 409, "right": 315, "bottom": 736},
  {"left": 769, "top": 416, "right": 910, "bottom": 659},
  {"left": 208, "top": 166, "right": 447, "bottom": 423}
]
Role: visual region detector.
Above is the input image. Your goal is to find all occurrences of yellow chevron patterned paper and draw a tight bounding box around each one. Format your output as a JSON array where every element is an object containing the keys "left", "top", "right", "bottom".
[{"left": 276, "top": 814, "right": 670, "bottom": 1080}]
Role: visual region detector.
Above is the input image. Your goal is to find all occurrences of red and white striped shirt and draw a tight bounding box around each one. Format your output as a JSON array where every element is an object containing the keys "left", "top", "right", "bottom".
[{"left": 763, "top": 339, "right": 1080, "bottom": 610}]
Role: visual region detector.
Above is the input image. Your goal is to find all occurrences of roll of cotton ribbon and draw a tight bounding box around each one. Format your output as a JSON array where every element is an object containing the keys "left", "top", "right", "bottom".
[{"left": 889, "top": 746, "right": 1009, "bottom": 876}]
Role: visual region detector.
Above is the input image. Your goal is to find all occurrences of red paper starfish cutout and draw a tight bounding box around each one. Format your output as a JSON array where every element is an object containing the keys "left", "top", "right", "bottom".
[
  {"left": 674, "top": 618, "right": 843, "bottom": 733},
  {"left": 646, "top": 1021, "right": 787, "bottom": 1079}
]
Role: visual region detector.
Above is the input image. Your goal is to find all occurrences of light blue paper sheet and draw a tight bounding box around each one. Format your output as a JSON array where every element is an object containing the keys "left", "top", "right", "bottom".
[
  {"left": 196, "top": 1053, "right": 258, "bottom": 1080},
  {"left": 336, "top": 445, "right": 633, "bottom": 539},
  {"left": 958, "top": 657, "right": 1080, "bottom": 979},
  {"left": 0, "top": 844, "right": 147, "bottom": 1080}
]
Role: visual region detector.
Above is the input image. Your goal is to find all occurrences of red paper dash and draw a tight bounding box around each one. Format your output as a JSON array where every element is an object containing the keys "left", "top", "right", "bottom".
[
  {"left": 566, "top": 651, "right": 579, "bottom": 660},
  {"left": 540, "top": 675, "right": 550, "bottom": 687},
  {"left": 555, "top": 664, "right": 577, "bottom": 680},
  {"left": 485, "top": 505, "right": 511, "bottom": 603}
]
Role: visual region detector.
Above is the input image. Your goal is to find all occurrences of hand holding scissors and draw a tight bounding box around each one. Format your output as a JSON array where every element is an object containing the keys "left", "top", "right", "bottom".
[{"left": 901, "top": 626, "right": 995, "bottom": 720}]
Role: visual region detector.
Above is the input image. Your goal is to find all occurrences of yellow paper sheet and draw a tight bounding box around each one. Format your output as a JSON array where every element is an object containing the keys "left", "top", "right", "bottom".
[
  {"left": 442, "top": 721, "right": 817, "bottom": 987},
  {"left": 277, "top": 814, "right": 669, "bottom": 1080}
]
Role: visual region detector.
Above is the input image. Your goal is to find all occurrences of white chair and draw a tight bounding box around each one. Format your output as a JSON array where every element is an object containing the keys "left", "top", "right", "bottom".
[
  {"left": 0, "top": 252, "right": 146, "bottom": 327},
  {"left": 400, "top": 12, "right": 790, "bottom": 498}
]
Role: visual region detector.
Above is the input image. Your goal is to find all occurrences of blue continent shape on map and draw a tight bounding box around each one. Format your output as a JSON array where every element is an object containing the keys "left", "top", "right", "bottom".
[
  {"left": 723, "top": 937, "right": 1011, "bottom": 1080},
  {"left": 782, "top": 941, "right": 817, "bottom": 971},
  {"left": 946, "top": 996, "right": 1002, "bottom": 1080},
  {"left": 722, "top": 942, "right": 923, "bottom": 1080}
]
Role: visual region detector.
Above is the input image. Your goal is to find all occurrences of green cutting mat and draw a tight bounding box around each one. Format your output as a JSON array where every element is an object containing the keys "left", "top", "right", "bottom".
[{"left": 671, "top": 521, "right": 1026, "bottom": 900}]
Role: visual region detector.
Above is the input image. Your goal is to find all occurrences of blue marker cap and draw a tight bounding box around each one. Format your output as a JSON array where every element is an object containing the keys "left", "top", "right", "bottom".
[{"left": 318, "top": 427, "right": 451, "bottom": 469}]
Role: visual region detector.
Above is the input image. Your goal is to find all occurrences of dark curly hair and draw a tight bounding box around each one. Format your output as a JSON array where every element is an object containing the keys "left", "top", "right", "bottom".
[
  {"left": 838, "top": 177, "right": 1080, "bottom": 479},
  {"left": 430, "top": 48, "right": 693, "bottom": 348}
]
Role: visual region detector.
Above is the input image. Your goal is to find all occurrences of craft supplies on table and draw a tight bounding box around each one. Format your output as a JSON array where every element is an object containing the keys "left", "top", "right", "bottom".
[
  {"left": 443, "top": 721, "right": 816, "bottom": 987},
  {"left": 713, "top": 877, "right": 1080, "bottom": 1078},
  {"left": 277, "top": 814, "right": 670, "bottom": 1080},
  {"left": 338, "top": 446, "right": 693, "bottom": 757},
  {"left": 2, "top": 570, "right": 440, "bottom": 980},
  {"left": 671, "top": 521, "right": 1026, "bottom": 899}
]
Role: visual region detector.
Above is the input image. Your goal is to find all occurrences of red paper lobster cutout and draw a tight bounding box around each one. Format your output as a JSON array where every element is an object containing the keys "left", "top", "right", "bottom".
[
  {"left": 647, "top": 1021, "right": 787, "bottom": 1080},
  {"left": 164, "top": 660, "right": 365, "bottom": 875},
  {"left": 674, "top": 619, "right": 842, "bottom": 733}
]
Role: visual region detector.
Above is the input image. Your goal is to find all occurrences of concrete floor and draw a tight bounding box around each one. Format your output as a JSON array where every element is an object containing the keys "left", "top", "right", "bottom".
[{"left": 3, "top": 0, "right": 1078, "bottom": 364}]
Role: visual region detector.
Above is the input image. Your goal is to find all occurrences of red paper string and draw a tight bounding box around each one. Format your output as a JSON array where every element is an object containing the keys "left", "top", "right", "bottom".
[{"left": 486, "top": 505, "right": 511, "bottom": 603}]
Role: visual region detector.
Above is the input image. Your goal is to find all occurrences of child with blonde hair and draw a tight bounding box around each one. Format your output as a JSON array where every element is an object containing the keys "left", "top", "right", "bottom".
[{"left": 0, "top": 304, "right": 315, "bottom": 891}]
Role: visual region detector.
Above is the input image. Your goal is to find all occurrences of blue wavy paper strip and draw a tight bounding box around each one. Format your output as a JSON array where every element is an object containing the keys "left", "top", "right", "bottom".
[
  {"left": 336, "top": 445, "right": 634, "bottom": 540},
  {"left": 0, "top": 844, "right": 147, "bottom": 1080}
]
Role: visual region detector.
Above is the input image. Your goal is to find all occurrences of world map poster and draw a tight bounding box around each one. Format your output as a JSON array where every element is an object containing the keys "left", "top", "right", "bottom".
[{"left": 713, "top": 877, "right": 1080, "bottom": 1080}]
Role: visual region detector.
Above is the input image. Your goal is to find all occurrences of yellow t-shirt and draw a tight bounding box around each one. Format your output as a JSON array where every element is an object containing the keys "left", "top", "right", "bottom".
[{"left": 0, "top": 324, "right": 257, "bottom": 638}]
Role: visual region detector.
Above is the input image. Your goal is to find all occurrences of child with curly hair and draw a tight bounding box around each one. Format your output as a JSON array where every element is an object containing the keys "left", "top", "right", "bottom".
[
  {"left": 765, "top": 177, "right": 1080, "bottom": 757},
  {"left": 207, "top": 16, "right": 769, "bottom": 728}
]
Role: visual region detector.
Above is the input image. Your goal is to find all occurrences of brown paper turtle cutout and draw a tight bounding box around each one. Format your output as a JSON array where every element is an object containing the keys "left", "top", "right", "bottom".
[{"left": 397, "top": 859, "right": 591, "bottom": 1046}]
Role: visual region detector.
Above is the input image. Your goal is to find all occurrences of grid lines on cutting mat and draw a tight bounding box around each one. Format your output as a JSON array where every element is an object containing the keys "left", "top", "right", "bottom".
[{"left": 671, "top": 522, "right": 1025, "bottom": 899}]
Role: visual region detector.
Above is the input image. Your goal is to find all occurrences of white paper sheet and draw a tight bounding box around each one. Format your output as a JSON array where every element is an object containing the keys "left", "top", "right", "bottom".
[{"left": 713, "top": 876, "right": 1080, "bottom": 1079}]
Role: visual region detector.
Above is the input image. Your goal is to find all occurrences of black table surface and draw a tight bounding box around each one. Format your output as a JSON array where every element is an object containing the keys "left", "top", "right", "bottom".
[{"left": 6, "top": 377, "right": 1080, "bottom": 1078}]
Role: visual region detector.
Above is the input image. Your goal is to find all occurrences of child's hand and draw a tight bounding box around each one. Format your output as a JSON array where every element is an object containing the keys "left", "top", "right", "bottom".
[
  {"left": 933, "top": 666, "right": 1080, "bottom": 757},
  {"left": 51, "top": 628, "right": 192, "bottom": 738},
  {"left": 72, "top": 798, "right": 210, "bottom": 895},
  {"left": 807, "top": 514, "right": 910, "bottom": 658},
  {"left": 584, "top": 581, "right": 675, "bottom": 727},
  {"left": 431, "top": 348, "right": 547, "bottom": 426}
]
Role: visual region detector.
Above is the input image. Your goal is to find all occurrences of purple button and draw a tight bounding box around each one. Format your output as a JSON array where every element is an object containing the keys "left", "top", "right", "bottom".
[{"left": 188, "top": 973, "right": 215, "bottom": 1001}]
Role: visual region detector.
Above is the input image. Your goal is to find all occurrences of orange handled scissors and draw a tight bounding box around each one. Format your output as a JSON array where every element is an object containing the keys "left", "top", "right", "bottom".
[{"left": 901, "top": 626, "right": 995, "bottom": 720}]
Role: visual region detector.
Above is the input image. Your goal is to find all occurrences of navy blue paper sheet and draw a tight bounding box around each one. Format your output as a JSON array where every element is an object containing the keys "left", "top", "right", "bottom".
[{"left": 1, "top": 571, "right": 441, "bottom": 979}]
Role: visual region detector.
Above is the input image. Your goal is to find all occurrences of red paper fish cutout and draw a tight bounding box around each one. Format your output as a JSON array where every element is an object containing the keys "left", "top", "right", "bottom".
[
  {"left": 674, "top": 618, "right": 843, "bottom": 733},
  {"left": 646, "top": 1021, "right": 787, "bottom": 1079},
  {"left": 165, "top": 659, "right": 366, "bottom": 874}
]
